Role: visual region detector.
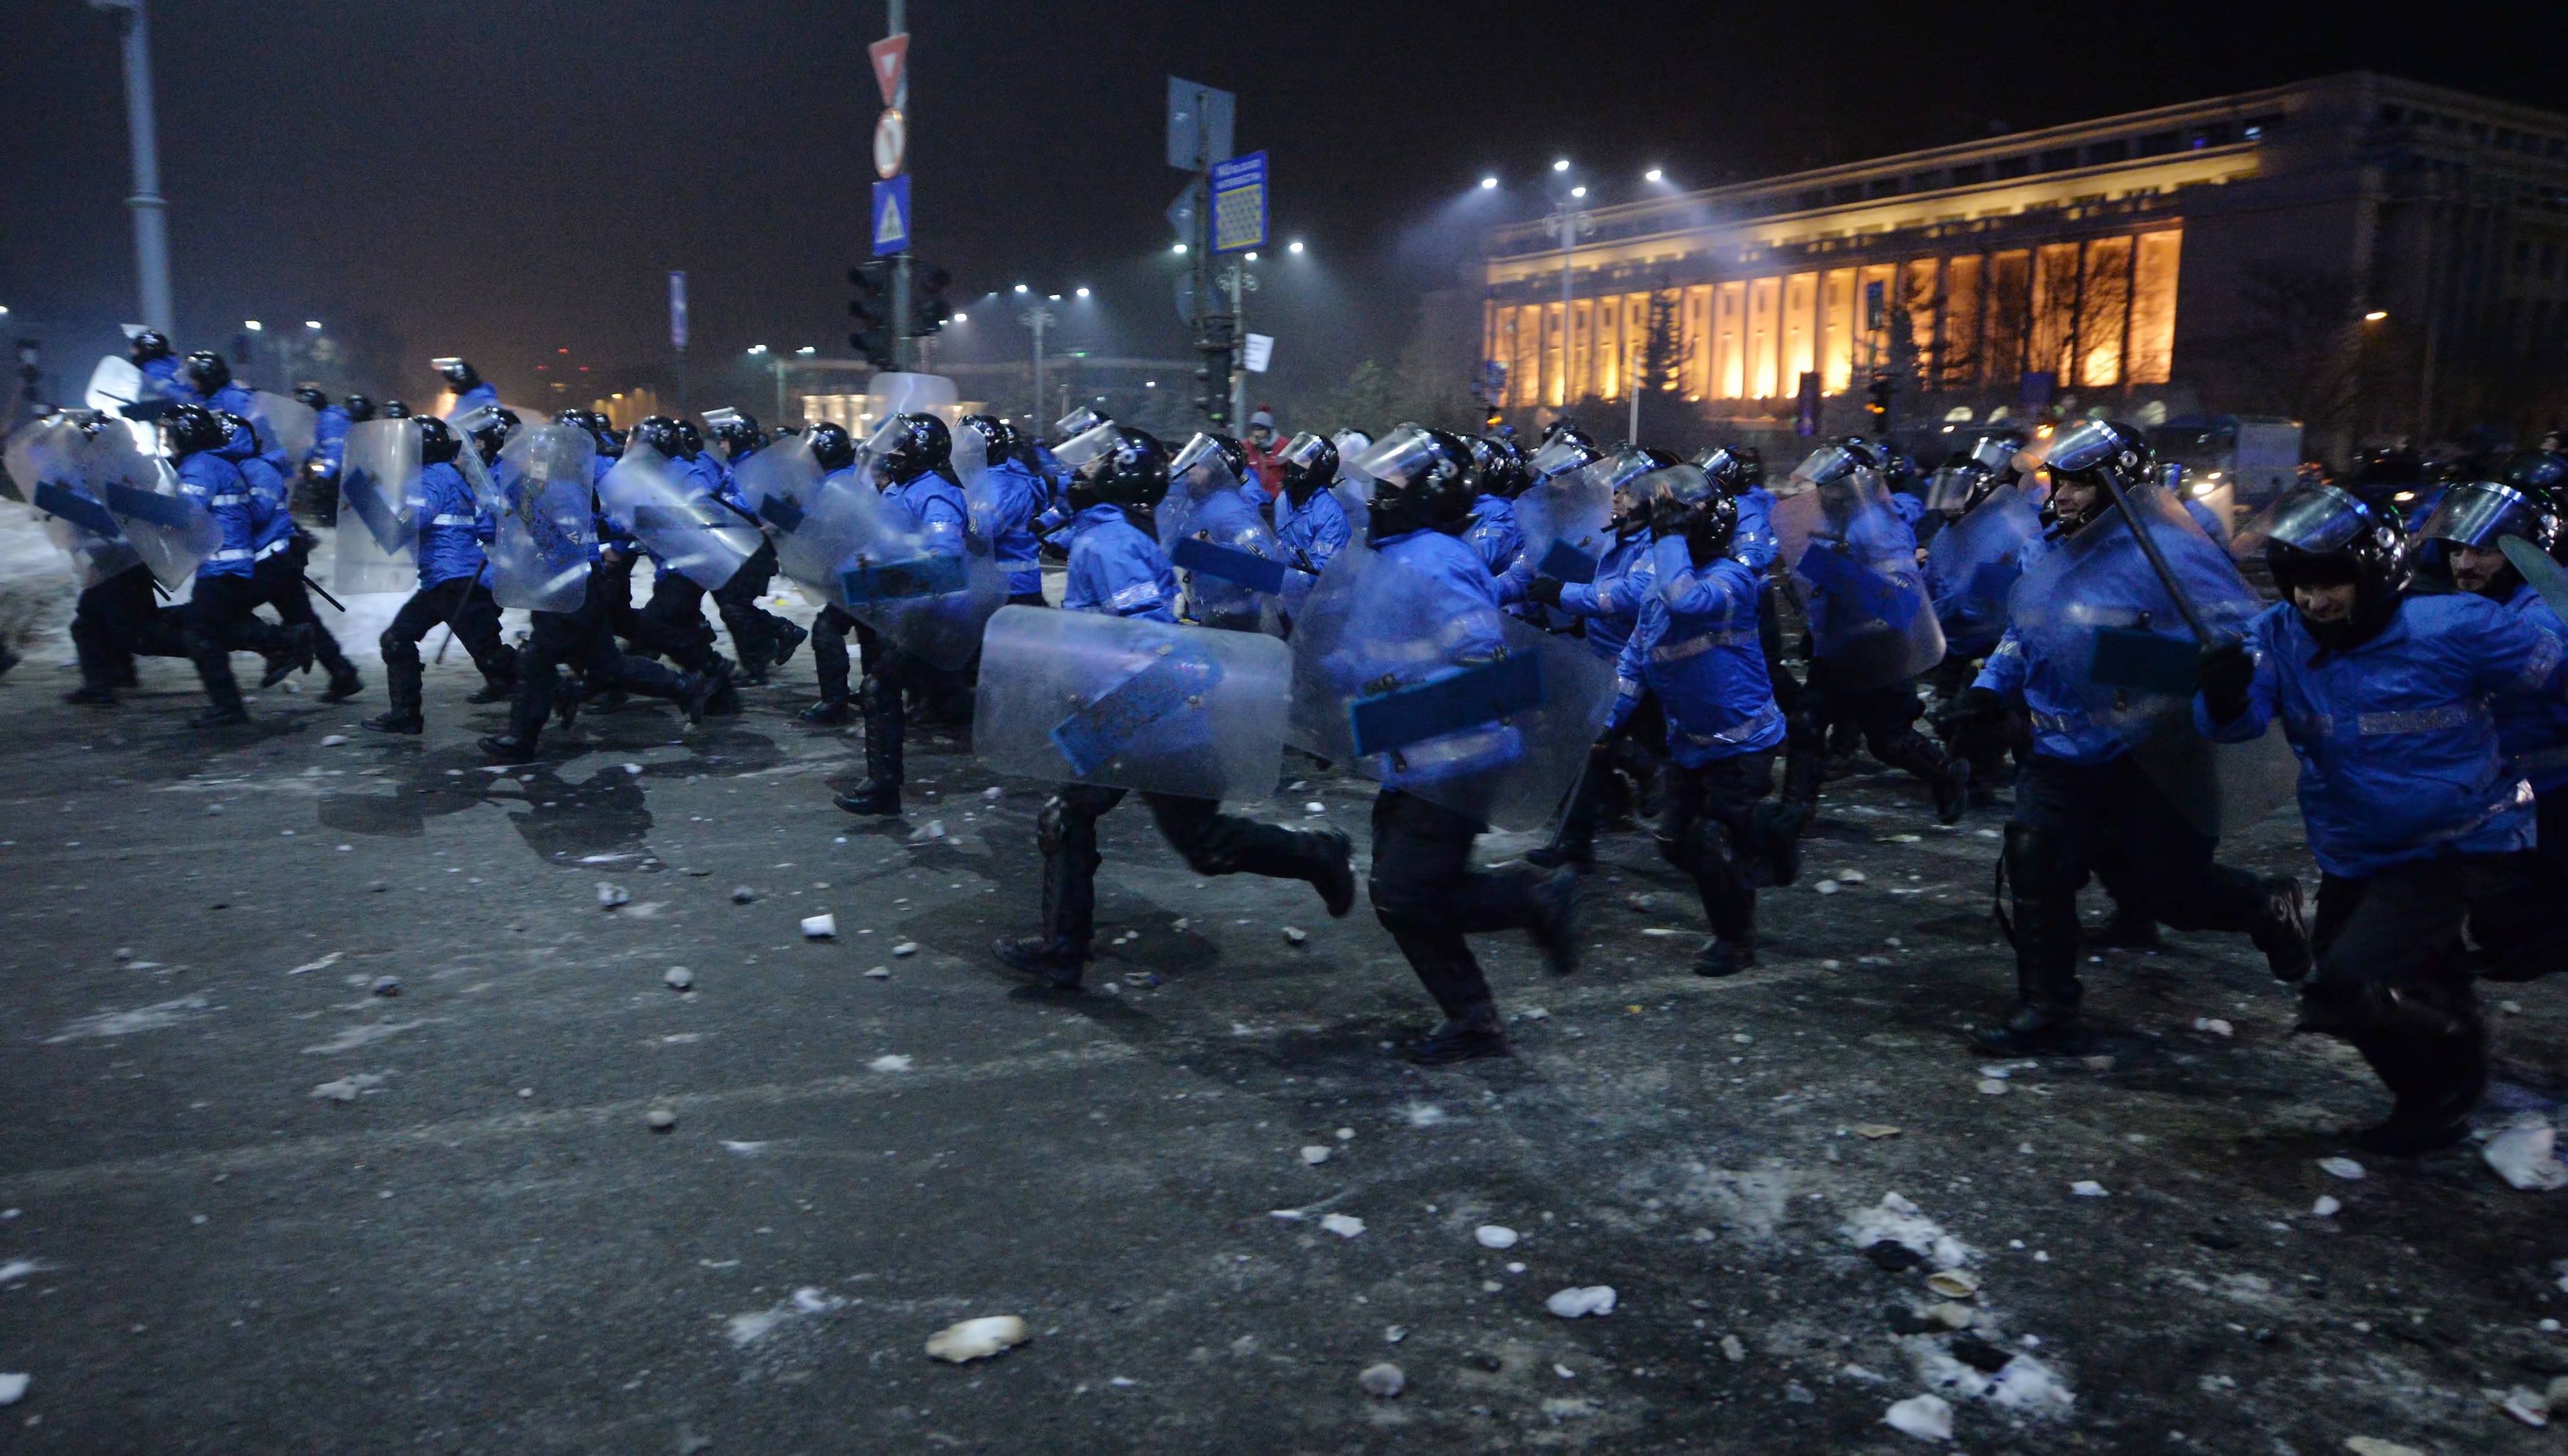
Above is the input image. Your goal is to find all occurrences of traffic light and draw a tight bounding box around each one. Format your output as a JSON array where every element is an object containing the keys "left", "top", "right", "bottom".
[
  {"left": 1196, "top": 352, "right": 1232, "bottom": 426},
  {"left": 848, "top": 261, "right": 893, "bottom": 367},
  {"left": 915, "top": 264, "right": 952, "bottom": 337},
  {"left": 1865, "top": 371, "right": 1893, "bottom": 432}
]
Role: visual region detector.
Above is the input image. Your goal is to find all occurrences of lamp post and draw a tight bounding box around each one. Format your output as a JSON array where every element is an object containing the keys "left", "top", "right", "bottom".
[
  {"left": 1019, "top": 301, "right": 1056, "bottom": 426},
  {"left": 88, "top": 0, "right": 172, "bottom": 333},
  {"left": 1218, "top": 253, "right": 1261, "bottom": 427},
  {"left": 1541, "top": 170, "right": 1596, "bottom": 422}
]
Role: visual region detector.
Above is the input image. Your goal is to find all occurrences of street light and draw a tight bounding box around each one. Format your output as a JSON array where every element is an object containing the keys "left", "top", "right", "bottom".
[
  {"left": 2364, "top": 310, "right": 2388, "bottom": 322},
  {"left": 303, "top": 319, "right": 321, "bottom": 330},
  {"left": 795, "top": 345, "right": 815, "bottom": 355},
  {"left": 1569, "top": 186, "right": 1587, "bottom": 199},
  {"left": 1287, "top": 240, "right": 1305, "bottom": 254},
  {"left": 1480, "top": 175, "right": 1498, "bottom": 189},
  {"left": 1243, "top": 252, "right": 1258, "bottom": 263},
  {"left": 1644, "top": 168, "right": 1664, "bottom": 182},
  {"left": 745, "top": 343, "right": 768, "bottom": 355},
  {"left": 1075, "top": 286, "right": 1090, "bottom": 299},
  {"left": 1552, "top": 159, "right": 1570, "bottom": 172},
  {"left": 243, "top": 318, "right": 262, "bottom": 332},
  {"left": 953, "top": 312, "right": 968, "bottom": 324},
  {"left": 1013, "top": 283, "right": 1029, "bottom": 294},
  {"left": 1543, "top": 172, "right": 1598, "bottom": 432},
  {"left": 1171, "top": 242, "right": 1189, "bottom": 254}
]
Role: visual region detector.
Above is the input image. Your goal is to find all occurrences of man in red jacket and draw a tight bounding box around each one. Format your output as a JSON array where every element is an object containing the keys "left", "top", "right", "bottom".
[{"left": 1241, "top": 407, "right": 1286, "bottom": 503}]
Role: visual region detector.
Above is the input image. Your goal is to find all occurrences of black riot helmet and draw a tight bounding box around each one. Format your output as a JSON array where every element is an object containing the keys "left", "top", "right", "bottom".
[
  {"left": 1525, "top": 429, "right": 1602, "bottom": 486},
  {"left": 184, "top": 350, "right": 231, "bottom": 394},
  {"left": 1539, "top": 417, "right": 1586, "bottom": 446},
  {"left": 1967, "top": 429, "right": 2031, "bottom": 478},
  {"left": 1640, "top": 464, "right": 1740, "bottom": 559},
  {"left": 875, "top": 411, "right": 953, "bottom": 483},
  {"left": 465, "top": 407, "right": 520, "bottom": 466},
  {"left": 129, "top": 328, "right": 173, "bottom": 365},
  {"left": 160, "top": 403, "right": 230, "bottom": 458},
  {"left": 1355, "top": 425, "right": 1478, "bottom": 545},
  {"left": 2413, "top": 479, "right": 2563, "bottom": 595},
  {"left": 1692, "top": 444, "right": 1764, "bottom": 498},
  {"left": 1070, "top": 426, "right": 1171, "bottom": 513},
  {"left": 381, "top": 399, "right": 411, "bottom": 418},
  {"left": 292, "top": 384, "right": 329, "bottom": 411},
  {"left": 805, "top": 421, "right": 858, "bottom": 473},
  {"left": 417, "top": 415, "right": 463, "bottom": 466},
  {"left": 959, "top": 413, "right": 1019, "bottom": 464},
  {"left": 1277, "top": 431, "right": 1338, "bottom": 505},
  {"left": 1923, "top": 454, "right": 1994, "bottom": 518},
  {"left": 342, "top": 394, "right": 376, "bottom": 422},
  {"left": 2504, "top": 450, "right": 2568, "bottom": 496},
  {"left": 2253, "top": 483, "right": 2410, "bottom": 651},
  {"left": 2037, "top": 418, "right": 2154, "bottom": 533},
  {"left": 631, "top": 415, "right": 686, "bottom": 458},
  {"left": 435, "top": 357, "right": 480, "bottom": 392},
  {"left": 675, "top": 420, "right": 705, "bottom": 459},
  {"left": 1473, "top": 433, "right": 1533, "bottom": 498},
  {"left": 705, "top": 410, "right": 764, "bottom": 461}
]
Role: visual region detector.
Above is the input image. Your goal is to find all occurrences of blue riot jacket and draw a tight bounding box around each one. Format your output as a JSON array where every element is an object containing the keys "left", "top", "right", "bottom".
[
  {"left": 1361, "top": 528, "right": 1520, "bottom": 789},
  {"left": 449, "top": 381, "right": 500, "bottom": 418},
  {"left": 977, "top": 457, "right": 1050, "bottom": 597},
  {"left": 175, "top": 450, "right": 264, "bottom": 579},
  {"left": 218, "top": 418, "right": 297, "bottom": 556},
  {"left": 2492, "top": 583, "right": 2568, "bottom": 794},
  {"left": 1613, "top": 535, "right": 1786, "bottom": 765},
  {"left": 1806, "top": 505, "right": 1921, "bottom": 662},
  {"left": 2199, "top": 593, "right": 2567, "bottom": 877},
  {"left": 1171, "top": 484, "right": 1271, "bottom": 625},
  {"left": 1062, "top": 504, "right": 1179, "bottom": 622},
  {"left": 883, "top": 468, "right": 969, "bottom": 557},
  {"left": 204, "top": 382, "right": 278, "bottom": 454},
  {"left": 1732, "top": 487, "right": 1779, "bottom": 572},
  {"left": 1275, "top": 485, "right": 1350, "bottom": 576},
  {"left": 1466, "top": 494, "right": 1525, "bottom": 577},
  {"left": 140, "top": 355, "right": 195, "bottom": 405},
  {"left": 309, "top": 406, "right": 352, "bottom": 475},
  {"left": 1555, "top": 526, "right": 1656, "bottom": 661},
  {"left": 411, "top": 460, "right": 494, "bottom": 587}
]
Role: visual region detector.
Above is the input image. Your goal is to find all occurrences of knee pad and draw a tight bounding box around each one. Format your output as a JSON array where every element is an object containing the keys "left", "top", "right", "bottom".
[
  {"left": 381, "top": 634, "right": 421, "bottom": 668},
  {"left": 857, "top": 673, "right": 900, "bottom": 716}
]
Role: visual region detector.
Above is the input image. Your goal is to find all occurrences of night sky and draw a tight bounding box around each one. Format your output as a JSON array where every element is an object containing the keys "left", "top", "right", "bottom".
[{"left": 1, "top": 1, "right": 2549, "bottom": 417}]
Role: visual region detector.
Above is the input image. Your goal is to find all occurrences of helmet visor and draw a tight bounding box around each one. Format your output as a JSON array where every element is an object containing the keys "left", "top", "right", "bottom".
[
  {"left": 1924, "top": 464, "right": 1984, "bottom": 513},
  {"left": 1054, "top": 406, "right": 1105, "bottom": 440},
  {"left": 1350, "top": 424, "right": 1446, "bottom": 490},
  {"left": 1783, "top": 443, "right": 1862, "bottom": 496},
  {"left": 1280, "top": 432, "right": 1331, "bottom": 471},
  {"left": 1638, "top": 464, "right": 1712, "bottom": 508},
  {"left": 2241, "top": 483, "right": 2372, "bottom": 555},
  {"left": 1527, "top": 435, "right": 1596, "bottom": 482},
  {"left": 1967, "top": 434, "right": 2021, "bottom": 473},
  {"left": 1051, "top": 420, "right": 1121, "bottom": 472},
  {"left": 2041, "top": 419, "right": 2127, "bottom": 479},
  {"left": 2414, "top": 480, "right": 2544, "bottom": 549},
  {"left": 1169, "top": 432, "right": 1238, "bottom": 494}
]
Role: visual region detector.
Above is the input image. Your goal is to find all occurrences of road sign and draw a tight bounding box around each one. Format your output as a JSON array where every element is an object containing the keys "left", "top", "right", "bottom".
[
  {"left": 1166, "top": 177, "right": 1204, "bottom": 246},
  {"left": 869, "top": 33, "right": 910, "bottom": 107},
  {"left": 668, "top": 271, "right": 688, "bottom": 350},
  {"left": 1242, "top": 333, "right": 1274, "bottom": 374},
  {"left": 1211, "top": 151, "right": 1267, "bottom": 254},
  {"left": 1166, "top": 77, "right": 1235, "bottom": 170},
  {"left": 871, "top": 175, "right": 911, "bottom": 258},
  {"left": 874, "top": 107, "right": 907, "bottom": 179}
]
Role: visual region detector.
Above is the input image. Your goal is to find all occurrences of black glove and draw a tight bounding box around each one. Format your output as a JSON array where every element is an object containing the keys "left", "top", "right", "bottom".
[
  {"left": 2197, "top": 637, "right": 2256, "bottom": 723},
  {"left": 1527, "top": 576, "right": 1566, "bottom": 607},
  {"left": 1647, "top": 493, "right": 1692, "bottom": 539}
]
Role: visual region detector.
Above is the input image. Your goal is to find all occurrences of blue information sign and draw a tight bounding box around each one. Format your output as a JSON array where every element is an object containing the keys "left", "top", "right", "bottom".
[{"left": 1211, "top": 151, "right": 1267, "bottom": 253}]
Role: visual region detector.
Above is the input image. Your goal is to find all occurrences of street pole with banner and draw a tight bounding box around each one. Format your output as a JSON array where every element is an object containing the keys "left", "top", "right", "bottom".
[
  {"left": 876, "top": 9, "right": 912, "bottom": 371},
  {"left": 668, "top": 270, "right": 688, "bottom": 416}
]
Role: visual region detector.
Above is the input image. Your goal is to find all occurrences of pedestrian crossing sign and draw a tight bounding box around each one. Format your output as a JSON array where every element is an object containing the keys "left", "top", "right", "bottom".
[
  {"left": 872, "top": 175, "right": 911, "bottom": 258},
  {"left": 1211, "top": 151, "right": 1267, "bottom": 253}
]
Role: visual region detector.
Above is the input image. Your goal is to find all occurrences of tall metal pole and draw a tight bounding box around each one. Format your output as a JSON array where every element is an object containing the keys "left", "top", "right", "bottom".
[
  {"left": 93, "top": 0, "right": 173, "bottom": 332},
  {"left": 773, "top": 358, "right": 787, "bottom": 424},
  {"left": 1022, "top": 304, "right": 1053, "bottom": 426},
  {"left": 1228, "top": 263, "right": 1247, "bottom": 428},
  {"left": 887, "top": 0, "right": 913, "bottom": 372}
]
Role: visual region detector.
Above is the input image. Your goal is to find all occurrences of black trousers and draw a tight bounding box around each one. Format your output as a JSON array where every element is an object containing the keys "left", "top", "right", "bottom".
[
  {"left": 1782, "top": 657, "right": 1948, "bottom": 807},
  {"left": 631, "top": 568, "right": 722, "bottom": 673},
  {"left": 182, "top": 572, "right": 297, "bottom": 711},
  {"left": 1033, "top": 783, "right": 1325, "bottom": 960},
  {"left": 1551, "top": 686, "right": 1665, "bottom": 859},
  {"left": 1369, "top": 788, "right": 1546, "bottom": 1020},
  {"left": 710, "top": 541, "right": 794, "bottom": 672},
  {"left": 72, "top": 565, "right": 186, "bottom": 691},
  {"left": 251, "top": 539, "right": 353, "bottom": 678},
  {"left": 507, "top": 572, "right": 692, "bottom": 748},
  {"left": 382, "top": 575, "right": 514, "bottom": 713},
  {"left": 811, "top": 604, "right": 858, "bottom": 704},
  {"left": 2002, "top": 752, "right": 2270, "bottom": 1010},
  {"left": 855, "top": 617, "right": 924, "bottom": 787},
  {"left": 1659, "top": 751, "right": 1774, "bottom": 944},
  {"left": 2305, "top": 853, "right": 2544, "bottom": 1126}
]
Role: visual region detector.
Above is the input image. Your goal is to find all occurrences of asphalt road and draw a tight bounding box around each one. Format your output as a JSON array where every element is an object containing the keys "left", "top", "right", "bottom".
[{"left": 1, "top": 640, "right": 2565, "bottom": 1455}]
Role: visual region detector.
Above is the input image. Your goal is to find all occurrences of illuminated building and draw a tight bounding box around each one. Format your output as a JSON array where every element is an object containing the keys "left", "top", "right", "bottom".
[{"left": 1478, "top": 73, "right": 2568, "bottom": 446}]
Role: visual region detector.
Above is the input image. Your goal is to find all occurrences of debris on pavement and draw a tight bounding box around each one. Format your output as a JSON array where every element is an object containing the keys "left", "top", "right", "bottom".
[
  {"left": 1884, "top": 1391, "right": 1952, "bottom": 1441},
  {"left": 646, "top": 1108, "right": 676, "bottom": 1131},
  {"left": 1357, "top": 1362, "right": 1404, "bottom": 1397},
  {"left": 926, "top": 1316, "right": 1029, "bottom": 1363},
  {"left": 2318, "top": 1156, "right": 2366, "bottom": 1180},
  {"left": 800, "top": 914, "right": 836, "bottom": 939},
  {"left": 1545, "top": 1286, "right": 1616, "bottom": 1318},
  {"left": 369, "top": 976, "right": 399, "bottom": 997},
  {"left": 2484, "top": 1118, "right": 2568, "bottom": 1191},
  {"left": 597, "top": 883, "right": 629, "bottom": 909},
  {"left": 1299, "top": 1145, "right": 1330, "bottom": 1165},
  {"left": 1475, "top": 1225, "right": 1519, "bottom": 1249},
  {"left": 730, "top": 886, "right": 756, "bottom": 904},
  {"left": 1319, "top": 1213, "right": 1366, "bottom": 1238},
  {"left": 869, "top": 1055, "right": 913, "bottom": 1072},
  {"left": 663, "top": 967, "right": 694, "bottom": 992}
]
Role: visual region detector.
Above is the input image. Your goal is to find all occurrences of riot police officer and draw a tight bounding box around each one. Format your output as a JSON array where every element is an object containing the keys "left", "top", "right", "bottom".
[
  {"left": 163, "top": 404, "right": 313, "bottom": 725},
  {"left": 961, "top": 412, "right": 1051, "bottom": 608},
  {"left": 702, "top": 411, "right": 809, "bottom": 681},
  {"left": 366, "top": 415, "right": 516, "bottom": 733},
  {"left": 436, "top": 357, "right": 499, "bottom": 417},
  {"left": 835, "top": 412, "right": 969, "bottom": 815},
  {"left": 230, "top": 411, "right": 363, "bottom": 702},
  {"left": 991, "top": 425, "right": 1354, "bottom": 989},
  {"left": 1272, "top": 431, "right": 1352, "bottom": 581}
]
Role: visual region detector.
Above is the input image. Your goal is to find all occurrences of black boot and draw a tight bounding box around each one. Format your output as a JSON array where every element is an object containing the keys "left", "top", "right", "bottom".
[
  {"left": 1408, "top": 1003, "right": 1508, "bottom": 1066},
  {"left": 838, "top": 673, "right": 902, "bottom": 812},
  {"left": 1527, "top": 867, "right": 1584, "bottom": 977},
  {"left": 770, "top": 621, "right": 808, "bottom": 667},
  {"left": 257, "top": 625, "right": 318, "bottom": 689},
  {"left": 1973, "top": 824, "right": 2085, "bottom": 1054},
  {"left": 835, "top": 779, "right": 902, "bottom": 815},
  {"left": 799, "top": 697, "right": 852, "bottom": 725},
  {"left": 992, "top": 936, "right": 1085, "bottom": 990},
  {"left": 477, "top": 734, "right": 539, "bottom": 764},
  {"left": 2250, "top": 875, "right": 2313, "bottom": 983},
  {"left": 319, "top": 666, "right": 364, "bottom": 703},
  {"left": 1304, "top": 827, "right": 1357, "bottom": 918},
  {"left": 62, "top": 684, "right": 117, "bottom": 706},
  {"left": 1749, "top": 800, "right": 1806, "bottom": 888},
  {"left": 366, "top": 655, "right": 426, "bottom": 735},
  {"left": 1693, "top": 934, "right": 1756, "bottom": 978}
]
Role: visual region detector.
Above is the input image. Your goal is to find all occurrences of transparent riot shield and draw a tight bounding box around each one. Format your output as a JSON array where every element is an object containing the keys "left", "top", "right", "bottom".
[
  {"left": 973, "top": 604, "right": 1290, "bottom": 799},
  {"left": 335, "top": 417, "right": 423, "bottom": 594},
  {"left": 2011, "top": 482, "right": 2295, "bottom": 835},
  {"left": 1513, "top": 456, "right": 1616, "bottom": 584},
  {"left": 952, "top": 421, "right": 999, "bottom": 540},
  {"left": 1925, "top": 483, "right": 2041, "bottom": 648},
  {"left": 732, "top": 431, "right": 824, "bottom": 538},
  {"left": 842, "top": 486, "right": 1009, "bottom": 670},
  {"left": 7, "top": 419, "right": 143, "bottom": 589},
  {"left": 1161, "top": 439, "right": 1282, "bottom": 632},
  {"left": 88, "top": 422, "right": 217, "bottom": 589},
  {"left": 597, "top": 441, "right": 761, "bottom": 592},
  {"left": 250, "top": 392, "right": 318, "bottom": 463},
  {"left": 84, "top": 356, "right": 149, "bottom": 418},
  {"left": 1288, "top": 542, "right": 1616, "bottom": 830},
  {"left": 488, "top": 424, "right": 595, "bottom": 612}
]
